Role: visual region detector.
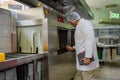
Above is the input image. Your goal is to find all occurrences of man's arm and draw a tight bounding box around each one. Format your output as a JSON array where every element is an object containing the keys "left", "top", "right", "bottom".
[{"left": 66, "top": 45, "right": 75, "bottom": 51}]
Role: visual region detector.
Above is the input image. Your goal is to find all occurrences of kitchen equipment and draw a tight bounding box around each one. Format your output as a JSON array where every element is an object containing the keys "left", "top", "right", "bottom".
[{"left": 16, "top": 19, "right": 46, "bottom": 53}]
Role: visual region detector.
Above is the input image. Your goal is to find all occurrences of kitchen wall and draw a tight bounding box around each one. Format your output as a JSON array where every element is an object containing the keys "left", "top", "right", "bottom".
[
  {"left": 89, "top": 6, "right": 120, "bottom": 55},
  {"left": 90, "top": 5, "right": 120, "bottom": 26}
]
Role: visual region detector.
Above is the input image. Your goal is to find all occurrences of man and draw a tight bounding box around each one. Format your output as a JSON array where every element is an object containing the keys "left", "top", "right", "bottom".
[{"left": 66, "top": 12, "right": 99, "bottom": 80}]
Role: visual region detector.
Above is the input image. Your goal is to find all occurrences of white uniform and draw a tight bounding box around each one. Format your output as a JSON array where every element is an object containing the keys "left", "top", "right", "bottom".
[{"left": 74, "top": 18, "right": 99, "bottom": 71}]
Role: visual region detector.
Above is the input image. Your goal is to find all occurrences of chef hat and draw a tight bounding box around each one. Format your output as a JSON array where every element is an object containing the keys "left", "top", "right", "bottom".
[{"left": 66, "top": 12, "right": 81, "bottom": 22}]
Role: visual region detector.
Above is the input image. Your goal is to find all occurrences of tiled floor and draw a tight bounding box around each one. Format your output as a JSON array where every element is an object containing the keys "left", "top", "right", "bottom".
[
  {"left": 49, "top": 53, "right": 120, "bottom": 80},
  {"left": 49, "top": 52, "right": 76, "bottom": 80},
  {"left": 94, "top": 63, "right": 120, "bottom": 80},
  {"left": 74, "top": 62, "right": 120, "bottom": 80}
]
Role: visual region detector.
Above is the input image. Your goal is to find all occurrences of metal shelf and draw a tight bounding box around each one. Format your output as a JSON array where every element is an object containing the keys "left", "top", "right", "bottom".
[{"left": 99, "top": 18, "right": 120, "bottom": 24}]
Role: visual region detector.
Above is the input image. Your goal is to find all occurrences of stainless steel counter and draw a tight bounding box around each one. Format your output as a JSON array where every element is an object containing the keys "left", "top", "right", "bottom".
[
  {"left": 0, "top": 52, "right": 48, "bottom": 71},
  {"left": 97, "top": 44, "right": 118, "bottom": 48},
  {"left": 97, "top": 44, "right": 118, "bottom": 61}
]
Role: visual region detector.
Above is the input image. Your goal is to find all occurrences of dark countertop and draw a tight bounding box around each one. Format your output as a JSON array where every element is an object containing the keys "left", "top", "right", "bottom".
[{"left": 0, "top": 52, "right": 48, "bottom": 71}]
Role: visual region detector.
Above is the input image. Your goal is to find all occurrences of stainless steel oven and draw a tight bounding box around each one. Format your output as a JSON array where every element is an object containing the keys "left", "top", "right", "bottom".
[{"left": 57, "top": 27, "right": 68, "bottom": 54}]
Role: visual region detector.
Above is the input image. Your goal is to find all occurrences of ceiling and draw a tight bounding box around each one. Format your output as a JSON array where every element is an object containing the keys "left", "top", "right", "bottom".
[
  {"left": 0, "top": 0, "right": 14, "bottom": 3},
  {"left": 85, "top": 0, "right": 120, "bottom": 8}
]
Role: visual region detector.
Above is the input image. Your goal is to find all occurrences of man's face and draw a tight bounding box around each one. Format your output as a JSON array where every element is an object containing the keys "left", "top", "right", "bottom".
[
  {"left": 70, "top": 21, "right": 76, "bottom": 27},
  {"left": 70, "top": 20, "right": 79, "bottom": 27}
]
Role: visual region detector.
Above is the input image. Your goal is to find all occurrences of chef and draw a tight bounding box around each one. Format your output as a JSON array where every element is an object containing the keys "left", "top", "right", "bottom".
[{"left": 66, "top": 12, "right": 99, "bottom": 80}]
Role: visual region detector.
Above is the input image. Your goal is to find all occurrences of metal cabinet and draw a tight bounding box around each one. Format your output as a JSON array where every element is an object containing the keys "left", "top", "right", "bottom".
[
  {"left": 5, "top": 68, "right": 17, "bottom": 80},
  {"left": 0, "top": 72, "right": 5, "bottom": 80},
  {"left": 36, "top": 61, "right": 42, "bottom": 80},
  {"left": 28, "top": 63, "right": 34, "bottom": 80}
]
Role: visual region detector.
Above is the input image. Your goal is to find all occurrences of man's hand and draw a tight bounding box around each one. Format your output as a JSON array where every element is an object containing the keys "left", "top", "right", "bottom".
[
  {"left": 81, "top": 58, "right": 91, "bottom": 65},
  {"left": 66, "top": 46, "right": 75, "bottom": 51}
]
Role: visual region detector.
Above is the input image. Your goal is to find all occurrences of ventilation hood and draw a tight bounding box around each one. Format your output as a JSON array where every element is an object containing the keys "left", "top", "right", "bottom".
[
  {"left": 15, "top": 0, "right": 41, "bottom": 7},
  {"left": 39, "top": 0, "right": 94, "bottom": 19},
  {"left": 15, "top": 0, "right": 93, "bottom": 19}
]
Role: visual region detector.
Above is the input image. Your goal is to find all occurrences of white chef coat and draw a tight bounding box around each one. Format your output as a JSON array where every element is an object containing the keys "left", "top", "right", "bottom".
[{"left": 74, "top": 18, "right": 99, "bottom": 71}]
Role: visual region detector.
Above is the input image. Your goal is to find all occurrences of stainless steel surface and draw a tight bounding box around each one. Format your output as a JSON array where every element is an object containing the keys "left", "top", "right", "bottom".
[
  {"left": 16, "top": 19, "right": 42, "bottom": 27},
  {"left": 37, "top": 61, "right": 42, "bottom": 80},
  {"left": 0, "top": 72, "right": 5, "bottom": 80},
  {"left": 0, "top": 52, "right": 48, "bottom": 80},
  {"left": 15, "top": 7, "right": 75, "bottom": 80},
  {"left": 0, "top": 8, "right": 16, "bottom": 52},
  {"left": 97, "top": 44, "right": 118, "bottom": 48},
  {"left": 15, "top": 0, "right": 41, "bottom": 7},
  {"left": 68, "top": 30, "right": 72, "bottom": 45},
  {"left": 28, "top": 63, "right": 34, "bottom": 80},
  {"left": 0, "top": 52, "right": 47, "bottom": 71},
  {"left": 5, "top": 68, "right": 17, "bottom": 80},
  {"left": 41, "top": 0, "right": 93, "bottom": 19},
  {"left": 13, "top": 8, "right": 48, "bottom": 80},
  {"left": 42, "top": 19, "right": 48, "bottom": 51},
  {"left": 98, "top": 36, "right": 119, "bottom": 45},
  {"left": 48, "top": 26, "right": 58, "bottom": 52},
  {"left": 44, "top": 8, "right": 76, "bottom": 80},
  {"left": 45, "top": 11, "right": 59, "bottom": 53},
  {"left": 15, "top": 0, "right": 93, "bottom": 19},
  {"left": 16, "top": 19, "right": 48, "bottom": 53},
  {"left": 0, "top": 8, "right": 11, "bottom": 15},
  {"left": 95, "top": 26, "right": 120, "bottom": 55},
  {"left": 44, "top": 8, "right": 72, "bottom": 53}
]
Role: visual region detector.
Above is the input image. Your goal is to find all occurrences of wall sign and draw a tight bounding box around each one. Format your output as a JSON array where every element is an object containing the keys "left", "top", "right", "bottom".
[
  {"left": 57, "top": 15, "right": 64, "bottom": 23},
  {"left": 110, "top": 11, "right": 119, "bottom": 19}
]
